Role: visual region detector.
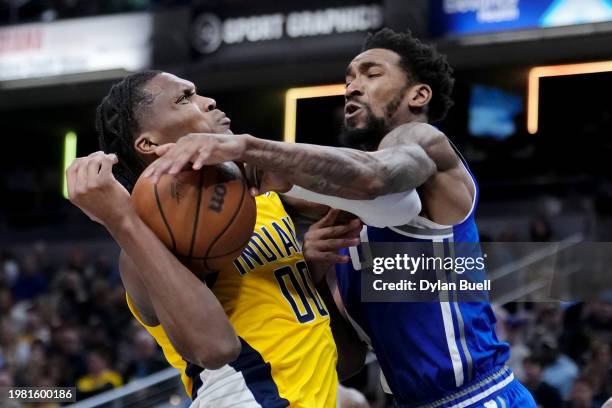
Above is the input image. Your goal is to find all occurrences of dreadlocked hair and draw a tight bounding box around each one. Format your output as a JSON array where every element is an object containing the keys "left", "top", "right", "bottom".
[
  {"left": 96, "top": 70, "right": 162, "bottom": 192},
  {"left": 363, "top": 28, "right": 455, "bottom": 123}
]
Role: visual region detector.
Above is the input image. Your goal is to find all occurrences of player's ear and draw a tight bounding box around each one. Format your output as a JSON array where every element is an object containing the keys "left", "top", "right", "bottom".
[
  {"left": 406, "top": 83, "right": 432, "bottom": 109},
  {"left": 134, "top": 132, "right": 159, "bottom": 156}
]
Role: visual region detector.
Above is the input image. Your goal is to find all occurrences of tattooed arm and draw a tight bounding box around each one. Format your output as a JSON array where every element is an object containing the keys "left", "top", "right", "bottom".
[
  {"left": 241, "top": 138, "right": 434, "bottom": 199},
  {"left": 241, "top": 122, "right": 449, "bottom": 199},
  {"left": 146, "top": 122, "right": 444, "bottom": 200}
]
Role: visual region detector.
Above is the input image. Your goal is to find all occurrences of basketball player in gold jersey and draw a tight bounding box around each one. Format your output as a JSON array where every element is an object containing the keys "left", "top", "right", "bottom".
[{"left": 66, "top": 71, "right": 341, "bottom": 407}]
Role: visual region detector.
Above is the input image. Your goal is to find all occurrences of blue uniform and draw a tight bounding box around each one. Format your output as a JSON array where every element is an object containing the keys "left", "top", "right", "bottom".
[{"left": 335, "top": 150, "right": 535, "bottom": 408}]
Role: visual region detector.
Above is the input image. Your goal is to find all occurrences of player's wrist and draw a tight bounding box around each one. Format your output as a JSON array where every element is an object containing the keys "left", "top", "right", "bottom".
[
  {"left": 104, "top": 205, "right": 138, "bottom": 237},
  {"left": 240, "top": 133, "right": 264, "bottom": 162}
]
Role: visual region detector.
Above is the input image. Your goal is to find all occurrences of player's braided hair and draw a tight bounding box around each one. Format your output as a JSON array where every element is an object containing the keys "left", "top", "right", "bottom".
[
  {"left": 96, "top": 70, "right": 162, "bottom": 191},
  {"left": 363, "top": 28, "right": 455, "bottom": 122}
]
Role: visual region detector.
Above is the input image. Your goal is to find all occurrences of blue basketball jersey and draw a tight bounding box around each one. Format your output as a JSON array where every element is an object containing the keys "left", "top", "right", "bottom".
[{"left": 335, "top": 152, "right": 511, "bottom": 406}]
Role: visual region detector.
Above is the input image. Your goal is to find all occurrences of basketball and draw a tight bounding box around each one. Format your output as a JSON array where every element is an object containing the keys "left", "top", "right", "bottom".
[{"left": 130, "top": 162, "right": 256, "bottom": 274}]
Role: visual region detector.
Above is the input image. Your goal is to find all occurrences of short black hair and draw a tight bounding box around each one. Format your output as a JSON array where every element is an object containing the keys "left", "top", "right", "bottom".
[
  {"left": 362, "top": 28, "right": 454, "bottom": 122},
  {"left": 96, "top": 70, "right": 162, "bottom": 191}
]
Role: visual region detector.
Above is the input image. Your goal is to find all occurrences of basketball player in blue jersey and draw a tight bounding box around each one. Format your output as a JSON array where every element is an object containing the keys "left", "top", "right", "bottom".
[{"left": 300, "top": 30, "right": 537, "bottom": 407}]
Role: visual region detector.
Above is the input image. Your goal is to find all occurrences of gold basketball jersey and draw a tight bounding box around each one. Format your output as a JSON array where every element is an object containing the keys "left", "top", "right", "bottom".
[{"left": 127, "top": 192, "right": 338, "bottom": 407}]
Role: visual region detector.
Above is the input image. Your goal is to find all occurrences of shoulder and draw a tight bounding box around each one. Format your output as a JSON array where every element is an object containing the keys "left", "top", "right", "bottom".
[
  {"left": 379, "top": 122, "right": 457, "bottom": 171},
  {"left": 378, "top": 122, "right": 446, "bottom": 149}
]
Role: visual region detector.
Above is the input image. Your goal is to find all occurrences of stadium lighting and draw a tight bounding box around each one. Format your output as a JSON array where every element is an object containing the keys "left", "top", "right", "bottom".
[
  {"left": 284, "top": 84, "right": 345, "bottom": 143},
  {"left": 527, "top": 60, "right": 612, "bottom": 134},
  {"left": 62, "top": 131, "right": 77, "bottom": 199}
]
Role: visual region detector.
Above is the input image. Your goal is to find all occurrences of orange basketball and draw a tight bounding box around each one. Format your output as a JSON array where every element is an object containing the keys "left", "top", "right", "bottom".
[{"left": 131, "top": 162, "right": 256, "bottom": 274}]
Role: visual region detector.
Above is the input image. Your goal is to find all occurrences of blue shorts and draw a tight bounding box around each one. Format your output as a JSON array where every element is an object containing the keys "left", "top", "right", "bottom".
[
  {"left": 393, "top": 367, "right": 536, "bottom": 408},
  {"left": 466, "top": 379, "right": 536, "bottom": 408}
]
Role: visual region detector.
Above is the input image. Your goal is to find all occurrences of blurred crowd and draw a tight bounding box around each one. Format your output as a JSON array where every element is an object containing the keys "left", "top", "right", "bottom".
[
  {"left": 496, "top": 301, "right": 612, "bottom": 408},
  {"left": 0, "top": 243, "right": 167, "bottom": 405},
  {"left": 489, "top": 218, "right": 612, "bottom": 408}
]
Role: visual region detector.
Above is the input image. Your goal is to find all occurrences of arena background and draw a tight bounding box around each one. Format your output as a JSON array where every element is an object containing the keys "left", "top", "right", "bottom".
[{"left": 0, "top": 0, "right": 611, "bottom": 407}]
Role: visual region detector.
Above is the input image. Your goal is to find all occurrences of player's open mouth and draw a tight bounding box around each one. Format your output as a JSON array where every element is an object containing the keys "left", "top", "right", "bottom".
[{"left": 344, "top": 102, "right": 363, "bottom": 119}]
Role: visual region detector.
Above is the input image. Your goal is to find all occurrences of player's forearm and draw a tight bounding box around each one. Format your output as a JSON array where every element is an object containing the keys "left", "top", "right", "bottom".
[
  {"left": 110, "top": 212, "right": 240, "bottom": 368},
  {"left": 242, "top": 135, "right": 434, "bottom": 199},
  {"left": 242, "top": 136, "right": 383, "bottom": 199}
]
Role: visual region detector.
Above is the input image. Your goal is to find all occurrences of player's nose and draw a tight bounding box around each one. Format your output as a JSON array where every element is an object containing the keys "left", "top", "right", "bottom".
[
  {"left": 345, "top": 80, "right": 363, "bottom": 98},
  {"left": 201, "top": 97, "right": 217, "bottom": 112}
]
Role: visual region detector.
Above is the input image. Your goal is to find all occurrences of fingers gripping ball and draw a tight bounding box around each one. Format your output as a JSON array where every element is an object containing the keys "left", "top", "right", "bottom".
[{"left": 131, "top": 162, "right": 256, "bottom": 274}]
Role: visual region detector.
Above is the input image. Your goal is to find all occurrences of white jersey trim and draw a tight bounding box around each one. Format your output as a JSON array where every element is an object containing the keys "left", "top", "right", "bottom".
[
  {"left": 440, "top": 300, "right": 465, "bottom": 387},
  {"left": 190, "top": 365, "right": 262, "bottom": 408},
  {"left": 432, "top": 239, "right": 465, "bottom": 388}
]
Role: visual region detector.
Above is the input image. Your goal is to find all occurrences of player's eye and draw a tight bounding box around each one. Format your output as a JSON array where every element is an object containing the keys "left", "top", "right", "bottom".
[
  {"left": 367, "top": 72, "right": 382, "bottom": 78},
  {"left": 176, "top": 91, "right": 195, "bottom": 104}
]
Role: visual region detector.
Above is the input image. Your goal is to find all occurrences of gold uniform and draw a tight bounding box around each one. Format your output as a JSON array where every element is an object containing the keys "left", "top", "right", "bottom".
[{"left": 126, "top": 192, "right": 338, "bottom": 407}]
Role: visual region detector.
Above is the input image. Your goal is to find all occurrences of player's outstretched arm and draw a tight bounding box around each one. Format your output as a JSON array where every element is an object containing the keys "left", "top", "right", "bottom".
[
  {"left": 142, "top": 126, "right": 439, "bottom": 200},
  {"left": 242, "top": 131, "right": 438, "bottom": 200},
  {"left": 66, "top": 152, "right": 241, "bottom": 369}
]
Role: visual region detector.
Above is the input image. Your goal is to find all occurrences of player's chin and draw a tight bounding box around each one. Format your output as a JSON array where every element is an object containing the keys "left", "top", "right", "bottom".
[
  {"left": 344, "top": 118, "right": 366, "bottom": 130},
  {"left": 214, "top": 121, "right": 232, "bottom": 134}
]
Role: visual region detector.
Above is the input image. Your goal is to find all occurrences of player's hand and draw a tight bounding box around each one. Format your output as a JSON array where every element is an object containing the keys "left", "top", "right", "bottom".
[
  {"left": 302, "top": 209, "right": 362, "bottom": 266},
  {"left": 66, "top": 152, "right": 132, "bottom": 228},
  {"left": 144, "top": 133, "right": 248, "bottom": 183}
]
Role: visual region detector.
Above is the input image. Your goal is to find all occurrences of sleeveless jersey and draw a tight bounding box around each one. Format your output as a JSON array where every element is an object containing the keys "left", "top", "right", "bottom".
[
  {"left": 127, "top": 192, "right": 337, "bottom": 407},
  {"left": 335, "top": 154, "right": 510, "bottom": 406}
]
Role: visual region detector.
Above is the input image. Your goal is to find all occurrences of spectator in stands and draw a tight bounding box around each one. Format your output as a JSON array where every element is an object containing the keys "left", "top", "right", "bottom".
[
  {"left": 564, "top": 377, "right": 598, "bottom": 408},
  {"left": 0, "top": 367, "right": 20, "bottom": 408},
  {"left": 561, "top": 300, "right": 612, "bottom": 364},
  {"left": 0, "top": 287, "right": 14, "bottom": 322},
  {"left": 529, "top": 217, "right": 553, "bottom": 242},
  {"left": 48, "top": 326, "right": 87, "bottom": 387},
  {"left": 581, "top": 341, "right": 612, "bottom": 406},
  {"left": 124, "top": 330, "right": 166, "bottom": 382},
  {"left": 52, "top": 269, "right": 89, "bottom": 325},
  {"left": 523, "top": 355, "right": 563, "bottom": 408},
  {"left": 11, "top": 254, "right": 48, "bottom": 301},
  {"left": 0, "top": 318, "right": 19, "bottom": 371},
  {"left": 1, "top": 252, "right": 19, "bottom": 287},
  {"left": 0, "top": 366, "right": 13, "bottom": 387},
  {"left": 76, "top": 350, "right": 122, "bottom": 399},
  {"left": 504, "top": 316, "right": 530, "bottom": 382},
  {"left": 536, "top": 334, "right": 579, "bottom": 399}
]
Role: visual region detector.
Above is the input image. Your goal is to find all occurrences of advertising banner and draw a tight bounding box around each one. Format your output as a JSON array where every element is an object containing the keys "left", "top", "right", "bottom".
[
  {"left": 0, "top": 13, "right": 152, "bottom": 81},
  {"left": 431, "top": 0, "right": 612, "bottom": 37}
]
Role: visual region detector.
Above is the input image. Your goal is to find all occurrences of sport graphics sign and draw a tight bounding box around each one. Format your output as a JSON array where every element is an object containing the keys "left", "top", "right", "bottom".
[{"left": 190, "top": 2, "right": 383, "bottom": 56}]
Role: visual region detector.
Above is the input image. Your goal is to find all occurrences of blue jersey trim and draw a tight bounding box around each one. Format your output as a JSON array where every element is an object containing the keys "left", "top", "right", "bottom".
[
  {"left": 186, "top": 337, "right": 289, "bottom": 407},
  {"left": 229, "top": 337, "right": 289, "bottom": 407}
]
